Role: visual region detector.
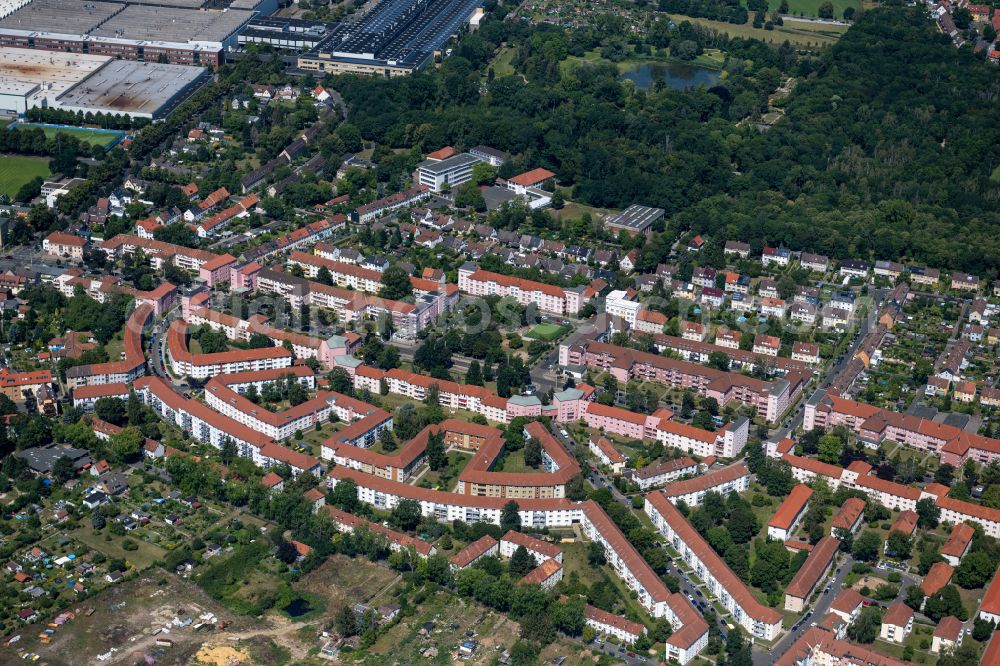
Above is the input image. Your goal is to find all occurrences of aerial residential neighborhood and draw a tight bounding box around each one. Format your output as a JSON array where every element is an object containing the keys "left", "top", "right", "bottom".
[{"left": 0, "top": 0, "right": 997, "bottom": 663}]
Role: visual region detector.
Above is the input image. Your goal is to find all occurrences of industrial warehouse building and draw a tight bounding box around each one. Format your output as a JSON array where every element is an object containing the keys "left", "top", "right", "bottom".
[
  {"left": 0, "top": 47, "right": 209, "bottom": 119},
  {"left": 297, "top": 0, "right": 484, "bottom": 76},
  {"left": 0, "top": 0, "right": 267, "bottom": 67},
  {"left": 0, "top": 48, "right": 108, "bottom": 116}
]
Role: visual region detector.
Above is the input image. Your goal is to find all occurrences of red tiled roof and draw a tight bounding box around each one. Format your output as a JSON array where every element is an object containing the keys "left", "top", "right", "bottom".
[
  {"left": 936, "top": 495, "right": 1000, "bottom": 526},
  {"left": 501, "top": 530, "right": 561, "bottom": 560},
  {"left": 829, "top": 588, "right": 863, "bottom": 616},
  {"left": 214, "top": 365, "right": 314, "bottom": 386},
  {"left": 882, "top": 602, "right": 913, "bottom": 628},
  {"left": 786, "top": 535, "right": 839, "bottom": 599},
  {"left": 585, "top": 401, "right": 648, "bottom": 426},
  {"left": 200, "top": 253, "right": 236, "bottom": 272},
  {"left": 0, "top": 369, "right": 53, "bottom": 388},
  {"left": 66, "top": 304, "right": 151, "bottom": 380},
  {"left": 583, "top": 604, "right": 644, "bottom": 637},
  {"left": 457, "top": 421, "right": 579, "bottom": 489},
  {"left": 664, "top": 593, "right": 709, "bottom": 649},
  {"left": 46, "top": 231, "right": 85, "bottom": 247},
  {"left": 327, "top": 466, "right": 576, "bottom": 512},
  {"left": 888, "top": 510, "right": 918, "bottom": 537},
  {"left": 923, "top": 482, "right": 949, "bottom": 497},
  {"left": 425, "top": 146, "right": 456, "bottom": 160},
  {"left": 855, "top": 474, "right": 922, "bottom": 501},
  {"left": 521, "top": 558, "right": 561, "bottom": 585},
  {"left": 631, "top": 457, "right": 698, "bottom": 481},
  {"left": 451, "top": 535, "right": 498, "bottom": 568},
  {"left": 466, "top": 267, "right": 565, "bottom": 299},
  {"left": 581, "top": 500, "right": 671, "bottom": 605},
  {"left": 261, "top": 471, "right": 283, "bottom": 488},
  {"left": 831, "top": 498, "right": 865, "bottom": 531},
  {"left": 920, "top": 561, "right": 954, "bottom": 597},
  {"left": 981, "top": 630, "right": 1000, "bottom": 666},
  {"left": 102, "top": 234, "right": 217, "bottom": 264},
  {"left": 768, "top": 484, "right": 813, "bottom": 530},
  {"left": 655, "top": 419, "right": 719, "bottom": 444},
  {"left": 590, "top": 436, "right": 626, "bottom": 464},
  {"left": 774, "top": 628, "right": 913, "bottom": 666},
  {"left": 660, "top": 463, "right": 748, "bottom": 499},
  {"left": 260, "top": 443, "right": 321, "bottom": 472},
  {"left": 941, "top": 522, "right": 975, "bottom": 559},
  {"left": 508, "top": 168, "right": 555, "bottom": 187},
  {"left": 169, "top": 320, "right": 292, "bottom": 369},
  {"left": 325, "top": 420, "right": 438, "bottom": 472},
  {"left": 934, "top": 615, "right": 963, "bottom": 641},
  {"left": 323, "top": 505, "right": 433, "bottom": 556},
  {"left": 144, "top": 376, "right": 273, "bottom": 449},
  {"left": 646, "top": 491, "right": 782, "bottom": 625}
]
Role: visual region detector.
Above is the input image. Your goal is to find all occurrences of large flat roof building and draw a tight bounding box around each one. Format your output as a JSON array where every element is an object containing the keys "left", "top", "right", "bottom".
[
  {"left": 0, "top": 47, "right": 108, "bottom": 116},
  {"left": 297, "top": 0, "right": 483, "bottom": 76},
  {"left": 605, "top": 204, "right": 665, "bottom": 236},
  {"left": 417, "top": 152, "right": 481, "bottom": 192},
  {"left": 0, "top": 0, "right": 256, "bottom": 66},
  {"left": 51, "top": 59, "right": 210, "bottom": 119}
]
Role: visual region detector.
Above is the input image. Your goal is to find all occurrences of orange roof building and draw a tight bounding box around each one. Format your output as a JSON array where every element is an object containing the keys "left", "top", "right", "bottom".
[
  {"left": 784, "top": 536, "right": 840, "bottom": 612},
  {"left": 831, "top": 497, "right": 866, "bottom": 534},
  {"left": 450, "top": 535, "right": 498, "bottom": 569},
  {"left": 767, "top": 484, "right": 813, "bottom": 540},
  {"left": 920, "top": 561, "right": 954, "bottom": 597},
  {"left": 941, "top": 523, "right": 975, "bottom": 565},
  {"left": 507, "top": 168, "right": 555, "bottom": 189}
]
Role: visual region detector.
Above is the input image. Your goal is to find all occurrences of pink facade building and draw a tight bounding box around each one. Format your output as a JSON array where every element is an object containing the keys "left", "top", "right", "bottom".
[{"left": 198, "top": 253, "right": 236, "bottom": 286}]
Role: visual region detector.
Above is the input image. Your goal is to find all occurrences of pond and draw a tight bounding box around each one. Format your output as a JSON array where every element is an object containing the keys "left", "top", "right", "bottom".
[
  {"left": 619, "top": 61, "right": 721, "bottom": 90},
  {"left": 283, "top": 597, "right": 314, "bottom": 618}
]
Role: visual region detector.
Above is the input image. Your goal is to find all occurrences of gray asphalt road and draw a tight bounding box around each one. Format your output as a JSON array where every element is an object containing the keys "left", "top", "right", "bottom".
[
  {"left": 760, "top": 557, "right": 852, "bottom": 664},
  {"left": 770, "top": 286, "right": 887, "bottom": 441}
]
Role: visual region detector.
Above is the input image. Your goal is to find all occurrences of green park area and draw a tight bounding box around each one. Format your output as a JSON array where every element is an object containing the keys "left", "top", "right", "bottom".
[
  {"left": 0, "top": 154, "right": 50, "bottom": 199},
  {"left": 13, "top": 124, "right": 122, "bottom": 148},
  {"left": 527, "top": 323, "right": 569, "bottom": 341}
]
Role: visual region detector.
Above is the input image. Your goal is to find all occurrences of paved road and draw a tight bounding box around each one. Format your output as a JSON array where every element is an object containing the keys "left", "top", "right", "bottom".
[
  {"left": 769, "top": 286, "right": 887, "bottom": 441},
  {"left": 760, "top": 558, "right": 852, "bottom": 665},
  {"left": 0, "top": 245, "right": 67, "bottom": 277}
]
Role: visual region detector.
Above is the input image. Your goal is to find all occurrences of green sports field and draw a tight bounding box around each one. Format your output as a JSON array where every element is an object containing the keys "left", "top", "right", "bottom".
[
  {"left": 0, "top": 155, "right": 50, "bottom": 199},
  {"left": 13, "top": 124, "right": 122, "bottom": 148},
  {"left": 527, "top": 323, "right": 568, "bottom": 341}
]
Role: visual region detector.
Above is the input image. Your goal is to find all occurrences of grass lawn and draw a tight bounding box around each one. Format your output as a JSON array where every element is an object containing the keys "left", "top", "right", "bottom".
[
  {"left": 489, "top": 46, "right": 517, "bottom": 77},
  {"left": 0, "top": 154, "right": 50, "bottom": 199},
  {"left": 777, "top": 0, "right": 860, "bottom": 19},
  {"left": 299, "top": 421, "right": 343, "bottom": 452},
  {"left": 559, "top": 541, "right": 601, "bottom": 586},
  {"left": 416, "top": 450, "right": 473, "bottom": 491},
  {"left": 496, "top": 449, "right": 547, "bottom": 474},
  {"left": 294, "top": 553, "right": 399, "bottom": 621},
  {"left": 13, "top": 124, "right": 122, "bottom": 148},
  {"left": 527, "top": 322, "right": 568, "bottom": 341},
  {"left": 104, "top": 333, "right": 126, "bottom": 364},
  {"left": 549, "top": 200, "right": 616, "bottom": 223},
  {"left": 667, "top": 12, "right": 847, "bottom": 46},
  {"left": 65, "top": 525, "right": 167, "bottom": 570}
]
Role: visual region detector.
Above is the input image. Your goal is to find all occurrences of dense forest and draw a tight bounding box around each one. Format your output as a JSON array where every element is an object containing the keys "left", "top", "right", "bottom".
[
  {"left": 683, "top": 7, "right": 1000, "bottom": 276},
  {"left": 333, "top": 6, "right": 1000, "bottom": 276}
]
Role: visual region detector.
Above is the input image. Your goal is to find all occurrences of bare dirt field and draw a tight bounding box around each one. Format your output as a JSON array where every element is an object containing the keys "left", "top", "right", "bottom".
[{"left": 6, "top": 571, "right": 257, "bottom": 666}]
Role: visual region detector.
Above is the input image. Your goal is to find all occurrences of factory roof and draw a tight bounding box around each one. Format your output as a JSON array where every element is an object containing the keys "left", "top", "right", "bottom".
[{"left": 54, "top": 60, "right": 208, "bottom": 116}]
